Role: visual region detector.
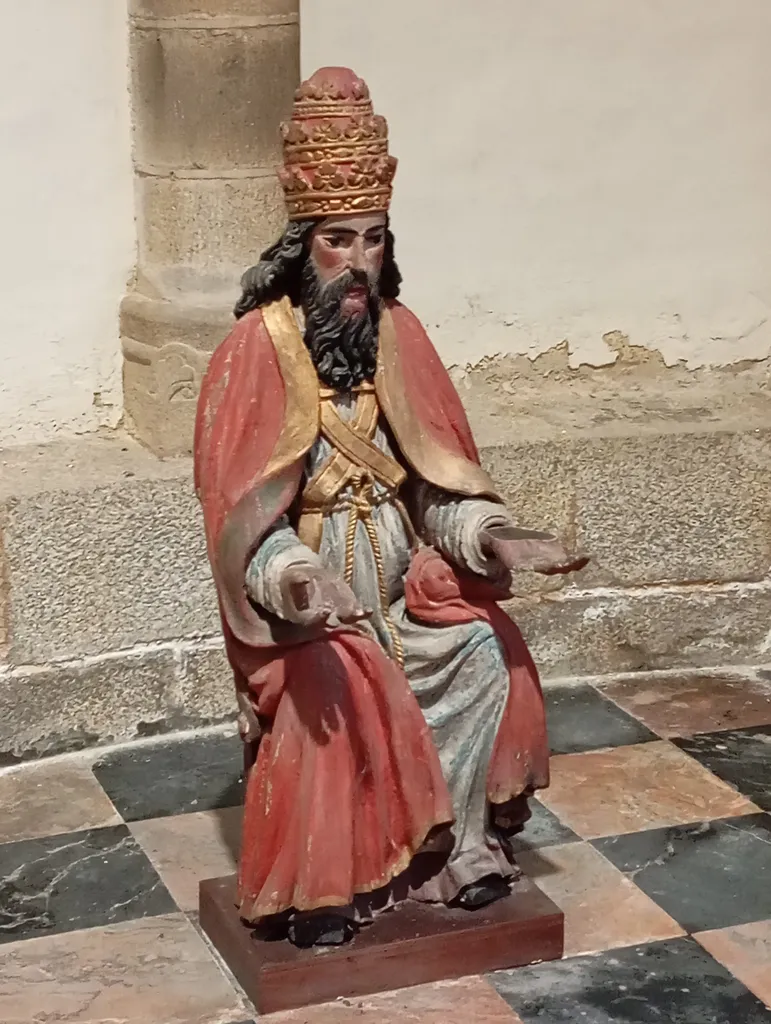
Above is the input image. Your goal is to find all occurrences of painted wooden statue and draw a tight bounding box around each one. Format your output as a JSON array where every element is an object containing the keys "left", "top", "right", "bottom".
[{"left": 195, "top": 67, "right": 586, "bottom": 949}]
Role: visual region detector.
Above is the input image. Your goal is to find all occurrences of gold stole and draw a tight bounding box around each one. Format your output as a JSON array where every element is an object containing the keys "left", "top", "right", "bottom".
[
  {"left": 297, "top": 383, "right": 407, "bottom": 553},
  {"left": 296, "top": 383, "right": 410, "bottom": 666}
]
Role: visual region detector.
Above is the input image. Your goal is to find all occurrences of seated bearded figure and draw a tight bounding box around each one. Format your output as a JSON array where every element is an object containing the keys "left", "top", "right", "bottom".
[{"left": 194, "top": 67, "right": 586, "bottom": 949}]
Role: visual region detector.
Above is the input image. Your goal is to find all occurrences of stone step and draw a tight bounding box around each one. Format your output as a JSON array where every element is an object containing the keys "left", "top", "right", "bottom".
[{"left": 1, "top": 404, "right": 769, "bottom": 761}]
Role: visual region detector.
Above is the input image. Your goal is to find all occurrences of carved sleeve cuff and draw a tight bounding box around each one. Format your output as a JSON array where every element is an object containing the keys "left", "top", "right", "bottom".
[
  {"left": 419, "top": 485, "right": 512, "bottom": 576},
  {"left": 245, "top": 517, "right": 322, "bottom": 619}
]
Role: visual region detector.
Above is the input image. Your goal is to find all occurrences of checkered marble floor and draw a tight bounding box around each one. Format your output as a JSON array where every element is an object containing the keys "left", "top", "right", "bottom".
[{"left": 0, "top": 668, "right": 769, "bottom": 1023}]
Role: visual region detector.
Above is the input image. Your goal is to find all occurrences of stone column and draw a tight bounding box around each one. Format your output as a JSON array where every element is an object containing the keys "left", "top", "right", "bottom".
[{"left": 122, "top": 0, "right": 299, "bottom": 457}]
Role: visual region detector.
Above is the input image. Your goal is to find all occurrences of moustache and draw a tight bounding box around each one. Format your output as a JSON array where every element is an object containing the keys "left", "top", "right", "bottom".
[{"left": 319, "top": 269, "right": 374, "bottom": 306}]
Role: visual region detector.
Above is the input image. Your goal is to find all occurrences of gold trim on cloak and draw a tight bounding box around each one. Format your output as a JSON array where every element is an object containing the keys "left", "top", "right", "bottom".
[
  {"left": 375, "top": 306, "right": 500, "bottom": 500},
  {"left": 259, "top": 296, "right": 499, "bottom": 499},
  {"left": 260, "top": 298, "right": 320, "bottom": 481}
]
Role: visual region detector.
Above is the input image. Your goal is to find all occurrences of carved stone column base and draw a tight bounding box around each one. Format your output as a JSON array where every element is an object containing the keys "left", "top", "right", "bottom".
[{"left": 121, "top": 284, "right": 233, "bottom": 457}]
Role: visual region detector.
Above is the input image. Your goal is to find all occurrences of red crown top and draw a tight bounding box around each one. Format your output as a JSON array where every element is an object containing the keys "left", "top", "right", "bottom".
[{"left": 278, "top": 68, "right": 397, "bottom": 221}]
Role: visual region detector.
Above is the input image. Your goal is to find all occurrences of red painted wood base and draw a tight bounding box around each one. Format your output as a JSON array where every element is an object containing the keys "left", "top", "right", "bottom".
[{"left": 199, "top": 874, "right": 564, "bottom": 1014}]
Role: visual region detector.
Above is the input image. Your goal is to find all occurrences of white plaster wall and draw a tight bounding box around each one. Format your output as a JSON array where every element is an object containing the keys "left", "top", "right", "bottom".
[
  {"left": 302, "top": 0, "right": 771, "bottom": 368},
  {"left": 0, "top": 1, "right": 134, "bottom": 446}
]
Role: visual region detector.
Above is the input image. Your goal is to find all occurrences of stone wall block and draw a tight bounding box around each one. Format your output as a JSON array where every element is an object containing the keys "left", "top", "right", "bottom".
[
  {"left": 575, "top": 430, "right": 771, "bottom": 587},
  {"left": 511, "top": 586, "right": 771, "bottom": 679},
  {"left": 130, "top": 0, "right": 297, "bottom": 21},
  {"left": 0, "top": 651, "right": 174, "bottom": 763},
  {"left": 171, "top": 645, "right": 235, "bottom": 726},
  {"left": 0, "top": 546, "right": 8, "bottom": 655},
  {"left": 137, "top": 173, "right": 285, "bottom": 273},
  {"left": 131, "top": 19, "right": 299, "bottom": 171},
  {"left": 4, "top": 477, "right": 218, "bottom": 665},
  {"left": 121, "top": 369, "right": 199, "bottom": 460},
  {"left": 121, "top": 291, "right": 233, "bottom": 354},
  {"left": 481, "top": 440, "right": 576, "bottom": 539},
  {"left": 121, "top": 362, "right": 201, "bottom": 460}
]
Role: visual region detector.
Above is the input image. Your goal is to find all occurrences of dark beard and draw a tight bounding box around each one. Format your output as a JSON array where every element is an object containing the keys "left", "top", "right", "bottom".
[{"left": 301, "top": 263, "right": 380, "bottom": 391}]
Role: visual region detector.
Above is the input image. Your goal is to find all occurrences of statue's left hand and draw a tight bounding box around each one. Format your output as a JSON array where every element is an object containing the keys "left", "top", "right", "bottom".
[
  {"left": 479, "top": 525, "right": 589, "bottom": 577},
  {"left": 236, "top": 689, "right": 261, "bottom": 744}
]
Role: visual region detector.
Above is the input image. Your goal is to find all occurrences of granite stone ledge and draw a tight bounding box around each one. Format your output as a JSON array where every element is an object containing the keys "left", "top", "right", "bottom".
[
  {"left": 1, "top": 417, "right": 769, "bottom": 705},
  {"left": 0, "top": 639, "right": 238, "bottom": 765},
  {"left": 0, "top": 434, "right": 218, "bottom": 666},
  {"left": 0, "top": 588, "right": 768, "bottom": 762},
  {"left": 171, "top": 644, "right": 236, "bottom": 726},
  {"left": 511, "top": 584, "right": 771, "bottom": 678},
  {"left": 480, "top": 427, "right": 771, "bottom": 590},
  {"left": 0, "top": 650, "right": 175, "bottom": 764}
]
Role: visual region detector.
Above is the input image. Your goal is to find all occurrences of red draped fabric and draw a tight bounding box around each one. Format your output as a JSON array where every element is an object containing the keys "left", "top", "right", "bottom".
[{"left": 194, "top": 300, "right": 548, "bottom": 919}]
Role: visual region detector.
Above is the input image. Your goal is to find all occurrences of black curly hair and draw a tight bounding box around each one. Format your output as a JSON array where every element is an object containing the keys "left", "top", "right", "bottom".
[{"left": 234, "top": 218, "right": 402, "bottom": 319}]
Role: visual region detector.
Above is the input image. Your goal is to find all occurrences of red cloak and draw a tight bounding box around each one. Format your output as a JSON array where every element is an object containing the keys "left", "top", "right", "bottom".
[{"left": 194, "top": 297, "right": 548, "bottom": 918}]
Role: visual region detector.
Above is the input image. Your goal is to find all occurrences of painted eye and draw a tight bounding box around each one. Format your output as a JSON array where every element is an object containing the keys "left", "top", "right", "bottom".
[{"left": 325, "top": 235, "right": 345, "bottom": 248}]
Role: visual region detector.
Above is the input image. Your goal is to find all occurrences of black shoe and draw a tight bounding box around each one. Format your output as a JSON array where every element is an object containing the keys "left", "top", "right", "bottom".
[
  {"left": 454, "top": 875, "right": 511, "bottom": 910},
  {"left": 287, "top": 913, "right": 358, "bottom": 948}
]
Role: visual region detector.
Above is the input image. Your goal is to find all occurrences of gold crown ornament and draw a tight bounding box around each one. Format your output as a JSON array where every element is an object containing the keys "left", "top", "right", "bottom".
[{"left": 278, "top": 67, "right": 398, "bottom": 220}]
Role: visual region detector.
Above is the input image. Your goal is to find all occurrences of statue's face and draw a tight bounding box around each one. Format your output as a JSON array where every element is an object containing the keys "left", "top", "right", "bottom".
[{"left": 309, "top": 212, "right": 387, "bottom": 318}]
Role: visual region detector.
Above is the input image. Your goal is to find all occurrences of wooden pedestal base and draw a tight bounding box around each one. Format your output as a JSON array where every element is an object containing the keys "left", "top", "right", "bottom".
[{"left": 199, "top": 874, "right": 564, "bottom": 1014}]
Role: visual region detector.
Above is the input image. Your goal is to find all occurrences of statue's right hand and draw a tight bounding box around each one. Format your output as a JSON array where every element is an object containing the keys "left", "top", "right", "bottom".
[{"left": 278, "top": 564, "right": 369, "bottom": 628}]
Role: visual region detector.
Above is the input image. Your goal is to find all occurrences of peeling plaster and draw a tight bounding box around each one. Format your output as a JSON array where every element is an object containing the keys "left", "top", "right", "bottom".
[
  {"left": 305, "top": 0, "right": 771, "bottom": 379},
  {"left": 450, "top": 330, "right": 771, "bottom": 387},
  {"left": 448, "top": 331, "right": 771, "bottom": 448},
  {"left": 434, "top": 294, "right": 771, "bottom": 375}
]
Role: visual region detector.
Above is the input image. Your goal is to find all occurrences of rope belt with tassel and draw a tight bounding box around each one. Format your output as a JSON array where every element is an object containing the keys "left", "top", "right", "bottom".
[{"left": 296, "top": 384, "right": 414, "bottom": 667}]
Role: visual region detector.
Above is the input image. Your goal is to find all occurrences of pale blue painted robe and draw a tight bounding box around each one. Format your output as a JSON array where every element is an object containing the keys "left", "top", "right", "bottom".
[{"left": 247, "top": 394, "right": 518, "bottom": 905}]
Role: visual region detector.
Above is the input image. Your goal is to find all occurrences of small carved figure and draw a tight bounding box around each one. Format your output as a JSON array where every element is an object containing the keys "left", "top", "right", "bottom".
[{"left": 195, "top": 67, "right": 587, "bottom": 949}]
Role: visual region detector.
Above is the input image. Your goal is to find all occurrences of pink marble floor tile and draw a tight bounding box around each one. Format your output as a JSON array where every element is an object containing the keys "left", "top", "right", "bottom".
[
  {"left": 599, "top": 671, "right": 771, "bottom": 738},
  {"left": 695, "top": 919, "right": 771, "bottom": 1009},
  {"left": 265, "top": 976, "right": 522, "bottom": 1022},
  {"left": 518, "top": 841, "right": 684, "bottom": 956},
  {"left": 0, "top": 759, "right": 120, "bottom": 843},
  {"left": 540, "top": 741, "right": 760, "bottom": 839},
  {"left": 131, "top": 805, "right": 242, "bottom": 911},
  {"left": 0, "top": 913, "right": 247, "bottom": 1024}
]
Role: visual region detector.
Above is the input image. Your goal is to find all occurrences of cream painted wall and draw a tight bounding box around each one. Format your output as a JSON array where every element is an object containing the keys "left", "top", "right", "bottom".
[
  {"left": 0, "top": 1, "right": 134, "bottom": 446},
  {"left": 302, "top": 0, "right": 771, "bottom": 369}
]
